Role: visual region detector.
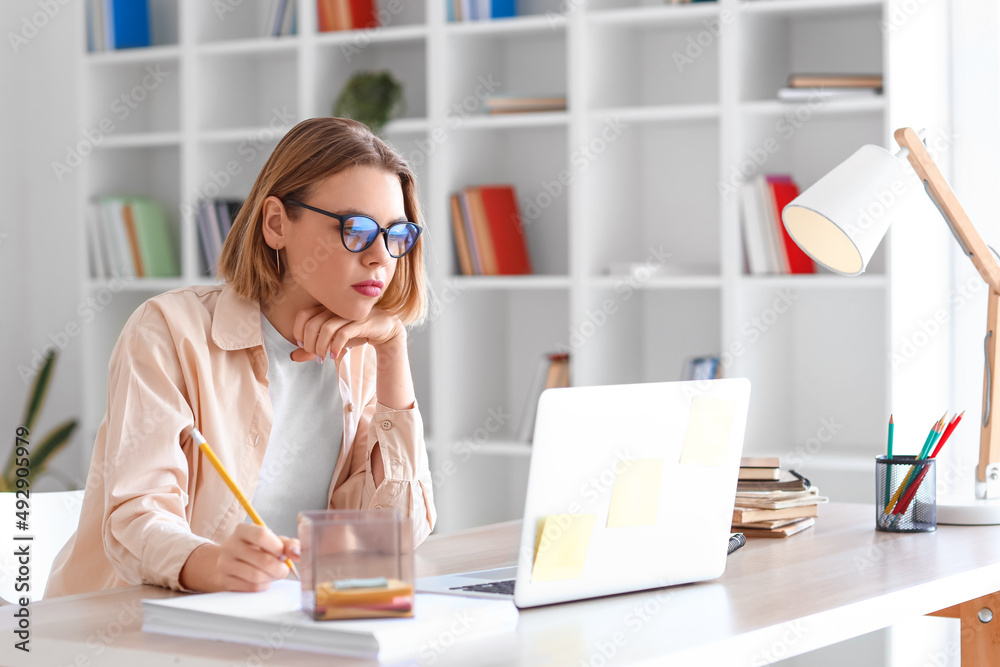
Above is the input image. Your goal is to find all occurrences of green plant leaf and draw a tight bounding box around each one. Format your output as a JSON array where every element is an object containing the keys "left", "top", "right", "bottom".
[
  {"left": 23, "top": 419, "right": 77, "bottom": 488},
  {"left": 21, "top": 349, "right": 55, "bottom": 435},
  {"left": 332, "top": 70, "right": 406, "bottom": 136},
  {"left": 6, "top": 350, "right": 57, "bottom": 483}
]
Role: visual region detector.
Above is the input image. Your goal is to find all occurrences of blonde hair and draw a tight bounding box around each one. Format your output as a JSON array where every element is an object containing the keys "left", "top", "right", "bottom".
[{"left": 218, "top": 117, "right": 426, "bottom": 325}]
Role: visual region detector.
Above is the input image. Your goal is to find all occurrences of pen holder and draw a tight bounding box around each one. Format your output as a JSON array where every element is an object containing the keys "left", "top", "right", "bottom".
[
  {"left": 299, "top": 509, "right": 414, "bottom": 620},
  {"left": 875, "top": 455, "right": 936, "bottom": 533}
]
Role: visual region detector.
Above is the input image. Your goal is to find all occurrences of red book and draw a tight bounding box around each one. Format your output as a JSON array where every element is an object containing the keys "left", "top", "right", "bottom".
[
  {"left": 766, "top": 175, "right": 814, "bottom": 274},
  {"left": 349, "top": 0, "right": 378, "bottom": 29},
  {"left": 317, "top": 0, "right": 329, "bottom": 31},
  {"left": 478, "top": 185, "right": 532, "bottom": 275}
]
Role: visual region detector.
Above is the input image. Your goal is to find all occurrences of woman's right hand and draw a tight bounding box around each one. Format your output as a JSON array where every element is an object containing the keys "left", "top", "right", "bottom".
[{"left": 180, "top": 523, "right": 301, "bottom": 593}]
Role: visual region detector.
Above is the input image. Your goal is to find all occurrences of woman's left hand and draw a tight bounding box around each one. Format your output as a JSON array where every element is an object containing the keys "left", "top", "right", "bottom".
[{"left": 290, "top": 304, "right": 405, "bottom": 363}]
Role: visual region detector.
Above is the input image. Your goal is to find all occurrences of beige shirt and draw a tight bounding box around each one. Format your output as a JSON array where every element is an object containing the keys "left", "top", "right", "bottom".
[{"left": 46, "top": 284, "right": 436, "bottom": 598}]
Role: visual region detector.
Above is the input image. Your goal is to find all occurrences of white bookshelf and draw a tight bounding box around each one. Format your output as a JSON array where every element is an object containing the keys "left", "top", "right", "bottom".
[{"left": 76, "top": 0, "right": 951, "bottom": 534}]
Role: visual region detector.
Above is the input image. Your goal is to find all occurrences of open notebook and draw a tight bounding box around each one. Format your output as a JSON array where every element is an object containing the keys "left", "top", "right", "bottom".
[{"left": 142, "top": 579, "right": 518, "bottom": 662}]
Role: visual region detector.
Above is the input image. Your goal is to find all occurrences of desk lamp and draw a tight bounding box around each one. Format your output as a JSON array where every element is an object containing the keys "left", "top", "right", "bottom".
[{"left": 781, "top": 127, "right": 1000, "bottom": 525}]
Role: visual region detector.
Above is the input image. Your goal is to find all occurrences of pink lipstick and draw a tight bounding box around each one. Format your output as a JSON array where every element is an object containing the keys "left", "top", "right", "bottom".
[{"left": 352, "top": 280, "right": 383, "bottom": 297}]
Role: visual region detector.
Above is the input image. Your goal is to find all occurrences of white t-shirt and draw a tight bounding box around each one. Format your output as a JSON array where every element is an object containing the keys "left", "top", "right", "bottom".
[{"left": 250, "top": 312, "right": 343, "bottom": 537}]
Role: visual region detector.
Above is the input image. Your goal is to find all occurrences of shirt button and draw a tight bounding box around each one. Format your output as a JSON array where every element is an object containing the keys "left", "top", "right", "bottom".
[
  {"left": 347, "top": 402, "right": 354, "bottom": 412},
  {"left": 381, "top": 420, "right": 392, "bottom": 431}
]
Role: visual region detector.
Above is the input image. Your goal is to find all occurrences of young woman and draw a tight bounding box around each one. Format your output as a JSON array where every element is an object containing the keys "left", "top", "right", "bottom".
[{"left": 46, "top": 118, "right": 436, "bottom": 597}]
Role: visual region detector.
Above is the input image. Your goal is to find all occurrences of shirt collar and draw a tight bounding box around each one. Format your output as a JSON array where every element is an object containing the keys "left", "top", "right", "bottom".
[{"left": 211, "top": 283, "right": 265, "bottom": 351}]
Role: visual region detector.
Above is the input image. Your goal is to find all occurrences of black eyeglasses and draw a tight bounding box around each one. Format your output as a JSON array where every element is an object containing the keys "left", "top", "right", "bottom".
[{"left": 284, "top": 200, "right": 422, "bottom": 258}]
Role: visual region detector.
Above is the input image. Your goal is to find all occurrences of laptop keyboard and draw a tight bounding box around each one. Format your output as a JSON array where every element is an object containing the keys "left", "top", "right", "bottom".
[{"left": 449, "top": 579, "right": 516, "bottom": 595}]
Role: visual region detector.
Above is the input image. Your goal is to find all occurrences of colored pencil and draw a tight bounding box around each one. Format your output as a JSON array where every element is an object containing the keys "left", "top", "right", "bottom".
[
  {"left": 191, "top": 427, "right": 300, "bottom": 579},
  {"left": 884, "top": 415, "right": 894, "bottom": 507},
  {"left": 930, "top": 411, "right": 963, "bottom": 459},
  {"left": 884, "top": 417, "right": 944, "bottom": 515},
  {"left": 894, "top": 412, "right": 963, "bottom": 517}
]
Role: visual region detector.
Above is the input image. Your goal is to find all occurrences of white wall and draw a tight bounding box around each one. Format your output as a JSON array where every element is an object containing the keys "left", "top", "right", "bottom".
[{"left": 1, "top": 0, "right": 86, "bottom": 490}]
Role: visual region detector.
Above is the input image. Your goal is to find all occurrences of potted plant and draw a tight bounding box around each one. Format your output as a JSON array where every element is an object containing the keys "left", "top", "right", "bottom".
[
  {"left": 3, "top": 350, "right": 78, "bottom": 491},
  {"left": 332, "top": 70, "right": 406, "bottom": 136}
]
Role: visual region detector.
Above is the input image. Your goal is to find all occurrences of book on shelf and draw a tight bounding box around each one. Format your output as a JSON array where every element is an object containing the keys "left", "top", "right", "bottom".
[
  {"left": 517, "top": 352, "right": 570, "bottom": 443},
  {"left": 484, "top": 96, "right": 568, "bottom": 115},
  {"left": 264, "top": 0, "right": 298, "bottom": 36},
  {"left": 86, "top": 0, "right": 150, "bottom": 52},
  {"left": 142, "top": 579, "right": 519, "bottom": 661},
  {"left": 451, "top": 185, "right": 532, "bottom": 276},
  {"left": 777, "top": 87, "right": 882, "bottom": 102},
  {"left": 318, "top": 0, "right": 377, "bottom": 32},
  {"left": 87, "top": 197, "right": 179, "bottom": 279},
  {"left": 740, "top": 174, "right": 815, "bottom": 276},
  {"left": 787, "top": 74, "right": 883, "bottom": 90},
  {"left": 448, "top": 0, "right": 516, "bottom": 22},
  {"left": 198, "top": 199, "right": 244, "bottom": 277},
  {"left": 682, "top": 356, "right": 720, "bottom": 381}
]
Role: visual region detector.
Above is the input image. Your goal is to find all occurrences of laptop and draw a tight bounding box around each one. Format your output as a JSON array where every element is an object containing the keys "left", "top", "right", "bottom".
[{"left": 416, "top": 378, "right": 751, "bottom": 608}]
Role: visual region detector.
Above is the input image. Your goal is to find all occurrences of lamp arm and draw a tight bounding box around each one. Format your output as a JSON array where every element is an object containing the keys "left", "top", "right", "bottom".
[
  {"left": 894, "top": 127, "right": 1000, "bottom": 492},
  {"left": 894, "top": 128, "right": 1000, "bottom": 292}
]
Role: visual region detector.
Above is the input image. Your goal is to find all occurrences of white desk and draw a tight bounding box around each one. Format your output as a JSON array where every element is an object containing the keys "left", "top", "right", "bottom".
[{"left": 2, "top": 503, "right": 1000, "bottom": 666}]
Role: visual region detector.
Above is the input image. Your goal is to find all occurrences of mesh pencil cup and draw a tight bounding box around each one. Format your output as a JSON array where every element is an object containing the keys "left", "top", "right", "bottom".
[{"left": 875, "top": 455, "right": 936, "bottom": 533}]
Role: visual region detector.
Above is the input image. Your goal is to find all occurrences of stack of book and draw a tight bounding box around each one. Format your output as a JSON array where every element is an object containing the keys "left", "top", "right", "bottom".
[
  {"left": 85, "top": 0, "right": 150, "bottom": 51},
  {"left": 517, "top": 353, "right": 570, "bottom": 443},
  {"left": 740, "top": 174, "right": 815, "bottom": 275},
  {"left": 197, "top": 199, "right": 244, "bottom": 277},
  {"left": 732, "top": 457, "right": 827, "bottom": 538},
  {"left": 317, "top": 0, "right": 376, "bottom": 31},
  {"left": 86, "top": 197, "right": 179, "bottom": 279},
  {"left": 448, "top": 0, "right": 516, "bottom": 21},
  {"left": 485, "top": 96, "right": 567, "bottom": 115},
  {"left": 450, "top": 185, "right": 532, "bottom": 276},
  {"left": 778, "top": 74, "right": 883, "bottom": 102}
]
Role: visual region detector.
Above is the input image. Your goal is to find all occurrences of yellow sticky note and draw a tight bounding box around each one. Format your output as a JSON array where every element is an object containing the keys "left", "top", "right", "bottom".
[
  {"left": 679, "top": 397, "right": 736, "bottom": 467},
  {"left": 607, "top": 459, "right": 663, "bottom": 528},
  {"left": 531, "top": 514, "right": 596, "bottom": 583}
]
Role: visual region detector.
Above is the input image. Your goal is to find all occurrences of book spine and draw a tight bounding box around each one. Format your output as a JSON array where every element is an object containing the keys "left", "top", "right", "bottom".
[
  {"left": 478, "top": 185, "right": 531, "bottom": 275},
  {"left": 450, "top": 194, "right": 475, "bottom": 276}
]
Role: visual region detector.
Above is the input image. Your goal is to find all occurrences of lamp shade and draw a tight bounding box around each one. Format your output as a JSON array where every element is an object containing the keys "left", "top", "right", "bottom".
[{"left": 782, "top": 145, "right": 919, "bottom": 275}]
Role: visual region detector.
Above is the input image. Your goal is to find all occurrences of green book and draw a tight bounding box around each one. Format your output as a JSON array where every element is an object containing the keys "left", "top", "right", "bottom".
[{"left": 129, "top": 197, "right": 179, "bottom": 278}]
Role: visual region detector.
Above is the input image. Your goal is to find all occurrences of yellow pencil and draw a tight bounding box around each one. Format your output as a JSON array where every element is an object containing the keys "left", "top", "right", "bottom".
[{"left": 190, "top": 427, "right": 300, "bottom": 580}]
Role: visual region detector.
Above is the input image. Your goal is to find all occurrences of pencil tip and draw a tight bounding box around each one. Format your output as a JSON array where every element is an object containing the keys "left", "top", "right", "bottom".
[{"left": 889, "top": 414, "right": 894, "bottom": 423}]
